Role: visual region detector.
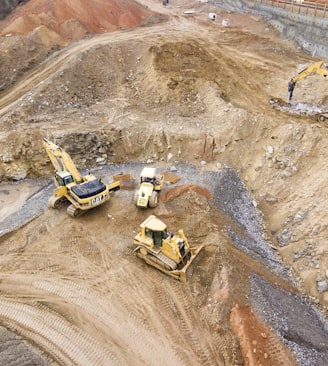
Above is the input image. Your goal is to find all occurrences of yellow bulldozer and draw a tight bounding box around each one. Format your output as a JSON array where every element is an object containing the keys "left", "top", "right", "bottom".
[
  {"left": 134, "top": 167, "right": 164, "bottom": 208},
  {"left": 133, "top": 215, "right": 203, "bottom": 281},
  {"left": 42, "top": 138, "right": 120, "bottom": 217}
]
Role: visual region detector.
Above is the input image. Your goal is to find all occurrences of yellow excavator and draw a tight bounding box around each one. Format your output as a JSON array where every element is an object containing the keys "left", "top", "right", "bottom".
[
  {"left": 133, "top": 215, "right": 204, "bottom": 282},
  {"left": 42, "top": 138, "right": 120, "bottom": 217},
  {"left": 287, "top": 61, "right": 328, "bottom": 101}
]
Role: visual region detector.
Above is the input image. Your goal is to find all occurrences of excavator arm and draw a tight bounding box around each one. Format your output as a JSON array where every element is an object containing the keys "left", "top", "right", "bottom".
[
  {"left": 42, "top": 138, "right": 82, "bottom": 183},
  {"left": 287, "top": 61, "right": 328, "bottom": 101}
]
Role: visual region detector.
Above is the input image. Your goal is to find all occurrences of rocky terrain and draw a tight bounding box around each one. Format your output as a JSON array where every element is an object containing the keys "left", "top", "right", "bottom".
[
  {"left": 0, "top": 0, "right": 29, "bottom": 21},
  {"left": 0, "top": 0, "right": 328, "bottom": 365}
]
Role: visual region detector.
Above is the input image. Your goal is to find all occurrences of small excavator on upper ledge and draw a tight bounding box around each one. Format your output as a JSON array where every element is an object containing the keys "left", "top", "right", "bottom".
[{"left": 287, "top": 61, "right": 328, "bottom": 102}]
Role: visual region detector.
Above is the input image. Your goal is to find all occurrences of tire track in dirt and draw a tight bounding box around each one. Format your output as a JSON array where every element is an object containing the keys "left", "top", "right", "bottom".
[
  {"left": 230, "top": 303, "right": 298, "bottom": 366},
  {"left": 152, "top": 280, "right": 228, "bottom": 366},
  {"left": 171, "top": 280, "right": 227, "bottom": 366},
  {"left": 31, "top": 275, "right": 189, "bottom": 365},
  {"left": 0, "top": 299, "right": 118, "bottom": 366}
]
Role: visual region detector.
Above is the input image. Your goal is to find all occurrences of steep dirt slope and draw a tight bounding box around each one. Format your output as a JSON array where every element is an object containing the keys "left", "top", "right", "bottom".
[
  {"left": 0, "top": 0, "right": 156, "bottom": 38},
  {"left": 0, "top": 0, "right": 161, "bottom": 91}
]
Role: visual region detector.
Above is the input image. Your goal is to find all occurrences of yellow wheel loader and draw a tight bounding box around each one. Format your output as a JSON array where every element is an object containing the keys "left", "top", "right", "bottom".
[
  {"left": 134, "top": 167, "right": 164, "bottom": 208},
  {"left": 133, "top": 215, "right": 203, "bottom": 282},
  {"left": 42, "top": 138, "right": 120, "bottom": 217}
]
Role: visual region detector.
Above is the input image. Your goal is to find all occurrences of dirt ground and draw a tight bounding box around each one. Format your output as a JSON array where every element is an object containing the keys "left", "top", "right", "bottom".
[{"left": 0, "top": 0, "right": 328, "bottom": 365}]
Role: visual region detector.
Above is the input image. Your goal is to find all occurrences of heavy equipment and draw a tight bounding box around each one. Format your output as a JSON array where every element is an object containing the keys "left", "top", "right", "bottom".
[
  {"left": 42, "top": 138, "right": 120, "bottom": 217},
  {"left": 134, "top": 167, "right": 164, "bottom": 208},
  {"left": 287, "top": 61, "right": 328, "bottom": 101},
  {"left": 317, "top": 112, "right": 328, "bottom": 126},
  {"left": 133, "top": 215, "right": 203, "bottom": 281}
]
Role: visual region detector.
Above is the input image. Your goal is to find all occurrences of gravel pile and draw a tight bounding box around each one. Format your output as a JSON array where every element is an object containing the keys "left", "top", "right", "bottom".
[
  {"left": 0, "top": 325, "right": 49, "bottom": 366},
  {"left": 0, "top": 181, "right": 52, "bottom": 237},
  {"left": 251, "top": 274, "right": 328, "bottom": 366}
]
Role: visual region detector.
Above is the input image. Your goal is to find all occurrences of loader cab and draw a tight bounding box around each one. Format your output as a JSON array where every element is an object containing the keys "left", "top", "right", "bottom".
[
  {"left": 140, "top": 167, "right": 156, "bottom": 185},
  {"left": 56, "top": 171, "right": 74, "bottom": 186},
  {"left": 141, "top": 177, "right": 156, "bottom": 185}
]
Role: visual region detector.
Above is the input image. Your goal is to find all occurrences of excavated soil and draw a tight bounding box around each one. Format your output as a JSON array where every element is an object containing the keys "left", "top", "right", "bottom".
[{"left": 0, "top": 1, "right": 328, "bottom": 365}]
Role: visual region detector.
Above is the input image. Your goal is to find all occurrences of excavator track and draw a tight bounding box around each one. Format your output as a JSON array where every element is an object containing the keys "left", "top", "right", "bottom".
[
  {"left": 67, "top": 204, "right": 83, "bottom": 218},
  {"left": 48, "top": 196, "right": 66, "bottom": 209}
]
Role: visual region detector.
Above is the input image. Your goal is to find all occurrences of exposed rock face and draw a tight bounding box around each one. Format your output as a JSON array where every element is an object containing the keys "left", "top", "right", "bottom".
[
  {"left": 216, "top": 0, "right": 328, "bottom": 57},
  {"left": 0, "top": 0, "right": 29, "bottom": 21}
]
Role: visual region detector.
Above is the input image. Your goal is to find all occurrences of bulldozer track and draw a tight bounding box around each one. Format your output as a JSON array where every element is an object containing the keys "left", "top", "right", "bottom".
[
  {"left": 154, "top": 251, "right": 177, "bottom": 270},
  {"left": 152, "top": 285, "right": 200, "bottom": 365},
  {"left": 32, "top": 278, "right": 186, "bottom": 365},
  {"left": 170, "top": 281, "right": 222, "bottom": 366},
  {"left": 152, "top": 281, "right": 226, "bottom": 366},
  {"left": 265, "top": 332, "right": 297, "bottom": 366},
  {"left": 0, "top": 253, "right": 62, "bottom": 274}
]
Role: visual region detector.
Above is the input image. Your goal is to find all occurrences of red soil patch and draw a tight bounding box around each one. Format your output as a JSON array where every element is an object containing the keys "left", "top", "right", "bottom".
[
  {"left": 0, "top": 0, "right": 154, "bottom": 40},
  {"left": 230, "top": 303, "right": 298, "bottom": 366},
  {"left": 160, "top": 183, "right": 212, "bottom": 203}
]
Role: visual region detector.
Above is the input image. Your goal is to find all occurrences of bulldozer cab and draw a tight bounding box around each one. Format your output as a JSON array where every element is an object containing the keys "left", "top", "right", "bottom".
[
  {"left": 145, "top": 227, "right": 168, "bottom": 247},
  {"left": 56, "top": 171, "right": 74, "bottom": 186},
  {"left": 141, "top": 215, "right": 168, "bottom": 246}
]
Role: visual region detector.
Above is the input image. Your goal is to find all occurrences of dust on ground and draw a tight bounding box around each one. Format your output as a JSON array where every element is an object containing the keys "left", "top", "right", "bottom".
[{"left": 0, "top": 0, "right": 328, "bottom": 365}]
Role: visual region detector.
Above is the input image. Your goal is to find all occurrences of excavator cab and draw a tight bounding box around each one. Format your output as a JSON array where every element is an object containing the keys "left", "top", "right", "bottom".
[{"left": 56, "top": 171, "right": 74, "bottom": 186}]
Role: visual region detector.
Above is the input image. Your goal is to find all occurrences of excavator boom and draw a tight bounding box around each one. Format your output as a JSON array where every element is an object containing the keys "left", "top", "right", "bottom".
[
  {"left": 287, "top": 61, "right": 328, "bottom": 101},
  {"left": 42, "top": 138, "right": 82, "bottom": 183},
  {"left": 291, "top": 61, "right": 328, "bottom": 83}
]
